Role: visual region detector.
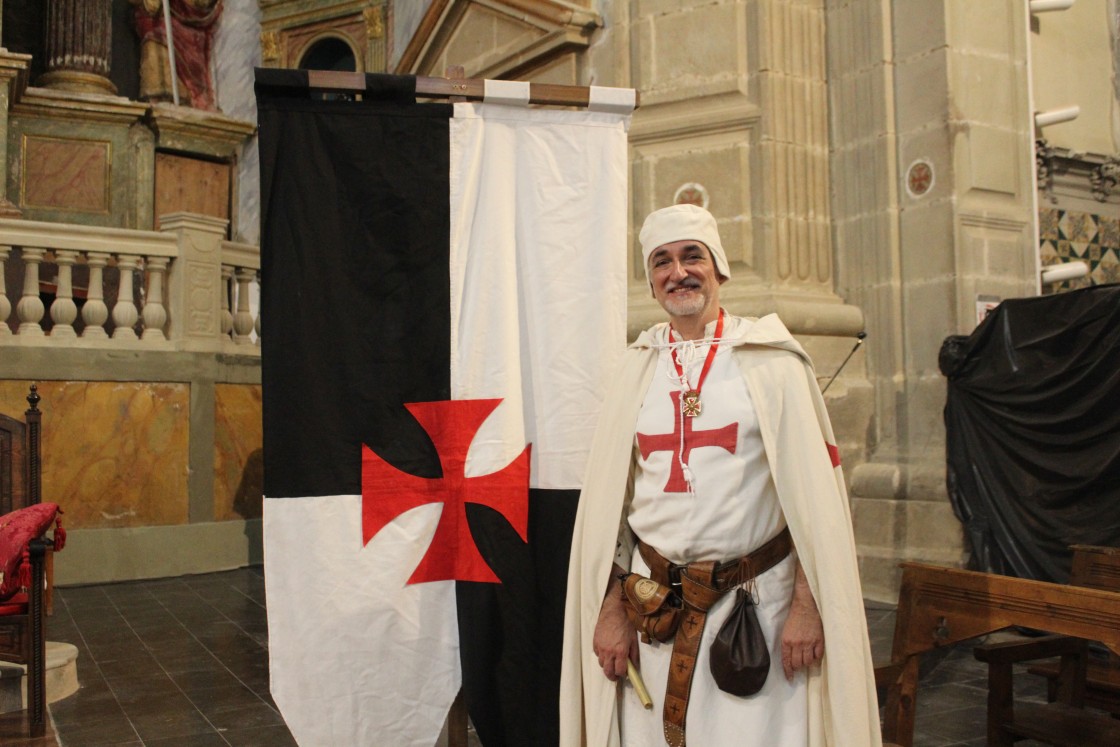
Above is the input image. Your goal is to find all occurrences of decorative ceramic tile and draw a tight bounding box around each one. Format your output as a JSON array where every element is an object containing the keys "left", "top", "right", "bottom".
[
  {"left": 1039, "top": 207, "right": 1120, "bottom": 293},
  {"left": 1099, "top": 216, "right": 1119, "bottom": 249},
  {"left": 1039, "top": 207, "right": 1060, "bottom": 240},
  {"left": 1065, "top": 211, "right": 1097, "bottom": 243}
]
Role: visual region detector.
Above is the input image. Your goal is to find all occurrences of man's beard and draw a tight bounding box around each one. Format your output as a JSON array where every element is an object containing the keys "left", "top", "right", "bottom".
[{"left": 662, "top": 284, "right": 708, "bottom": 317}]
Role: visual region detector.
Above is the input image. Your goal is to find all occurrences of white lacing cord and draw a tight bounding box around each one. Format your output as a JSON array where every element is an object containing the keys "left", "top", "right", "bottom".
[{"left": 650, "top": 335, "right": 727, "bottom": 497}]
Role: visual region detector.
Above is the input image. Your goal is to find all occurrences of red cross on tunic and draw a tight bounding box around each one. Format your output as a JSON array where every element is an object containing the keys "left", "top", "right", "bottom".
[{"left": 636, "top": 390, "right": 739, "bottom": 493}]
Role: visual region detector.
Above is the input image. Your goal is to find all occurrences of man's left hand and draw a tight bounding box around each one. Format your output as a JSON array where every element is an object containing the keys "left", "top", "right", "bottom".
[{"left": 780, "top": 561, "right": 824, "bottom": 681}]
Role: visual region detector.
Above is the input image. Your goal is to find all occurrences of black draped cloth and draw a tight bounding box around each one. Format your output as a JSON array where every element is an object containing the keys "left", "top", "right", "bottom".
[{"left": 939, "top": 284, "right": 1120, "bottom": 582}]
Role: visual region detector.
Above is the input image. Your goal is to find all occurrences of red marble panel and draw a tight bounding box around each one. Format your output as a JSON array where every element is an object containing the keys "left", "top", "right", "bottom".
[{"left": 21, "top": 135, "right": 111, "bottom": 213}]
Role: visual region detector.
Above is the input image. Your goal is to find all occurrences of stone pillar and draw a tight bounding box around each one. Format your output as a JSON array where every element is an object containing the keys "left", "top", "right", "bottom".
[
  {"left": 753, "top": 0, "right": 832, "bottom": 292},
  {"left": 38, "top": 0, "right": 117, "bottom": 95},
  {"left": 162, "top": 212, "right": 230, "bottom": 352},
  {"left": 826, "top": 0, "right": 1038, "bottom": 602}
]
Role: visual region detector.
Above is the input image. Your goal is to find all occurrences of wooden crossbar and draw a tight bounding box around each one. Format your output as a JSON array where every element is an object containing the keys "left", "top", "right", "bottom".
[
  {"left": 304, "top": 70, "right": 638, "bottom": 109},
  {"left": 890, "top": 562, "right": 1120, "bottom": 658}
]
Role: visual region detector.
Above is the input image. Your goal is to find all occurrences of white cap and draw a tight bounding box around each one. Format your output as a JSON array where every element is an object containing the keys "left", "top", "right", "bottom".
[{"left": 638, "top": 204, "right": 730, "bottom": 285}]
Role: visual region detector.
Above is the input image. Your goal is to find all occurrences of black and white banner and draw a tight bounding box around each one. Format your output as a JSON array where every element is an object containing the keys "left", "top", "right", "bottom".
[{"left": 257, "top": 71, "right": 630, "bottom": 747}]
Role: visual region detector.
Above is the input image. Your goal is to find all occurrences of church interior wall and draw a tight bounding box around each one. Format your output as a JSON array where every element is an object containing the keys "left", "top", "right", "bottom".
[
  {"left": 3, "top": 0, "right": 1112, "bottom": 601},
  {"left": 1031, "top": 2, "right": 1120, "bottom": 292},
  {"left": 1030, "top": 0, "right": 1116, "bottom": 155},
  {"left": 0, "top": 349, "right": 262, "bottom": 585},
  {"left": 1, "top": 0, "right": 263, "bottom": 584}
]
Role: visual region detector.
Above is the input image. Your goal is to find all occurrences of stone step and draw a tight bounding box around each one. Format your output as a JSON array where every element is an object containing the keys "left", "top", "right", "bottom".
[{"left": 0, "top": 641, "right": 80, "bottom": 713}]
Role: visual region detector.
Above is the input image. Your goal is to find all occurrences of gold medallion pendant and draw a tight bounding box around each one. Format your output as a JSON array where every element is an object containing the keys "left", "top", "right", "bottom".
[{"left": 682, "top": 390, "right": 702, "bottom": 417}]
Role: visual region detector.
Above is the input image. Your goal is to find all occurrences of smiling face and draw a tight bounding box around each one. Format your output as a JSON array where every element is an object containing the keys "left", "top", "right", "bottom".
[{"left": 647, "top": 240, "right": 724, "bottom": 326}]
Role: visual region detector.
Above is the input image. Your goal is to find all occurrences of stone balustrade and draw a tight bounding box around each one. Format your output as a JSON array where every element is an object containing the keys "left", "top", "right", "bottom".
[{"left": 0, "top": 213, "right": 259, "bottom": 353}]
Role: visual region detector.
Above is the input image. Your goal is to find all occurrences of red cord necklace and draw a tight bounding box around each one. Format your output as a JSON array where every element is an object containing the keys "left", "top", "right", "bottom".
[{"left": 668, "top": 309, "right": 724, "bottom": 417}]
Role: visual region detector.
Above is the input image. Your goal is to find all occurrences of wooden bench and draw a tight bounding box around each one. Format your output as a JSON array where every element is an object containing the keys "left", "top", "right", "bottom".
[
  {"left": 1023, "top": 545, "right": 1120, "bottom": 714},
  {"left": 876, "top": 562, "right": 1120, "bottom": 747}
]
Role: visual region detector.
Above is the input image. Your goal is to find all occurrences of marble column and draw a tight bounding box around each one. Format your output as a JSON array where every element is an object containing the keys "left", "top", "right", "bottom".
[{"left": 38, "top": 0, "right": 117, "bottom": 95}]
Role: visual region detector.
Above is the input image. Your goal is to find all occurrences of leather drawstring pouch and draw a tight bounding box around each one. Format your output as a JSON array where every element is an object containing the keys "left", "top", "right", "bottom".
[
  {"left": 709, "top": 587, "right": 770, "bottom": 696},
  {"left": 620, "top": 574, "right": 682, "bottom": 643}
]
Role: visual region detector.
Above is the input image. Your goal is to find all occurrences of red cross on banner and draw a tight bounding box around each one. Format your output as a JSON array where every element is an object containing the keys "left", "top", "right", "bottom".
[
  {"left": 636, "top": 390, "right": 738, "bottom": 492},
  {"left": 361, "top": 398, "right": 530, "bottom": 585}
]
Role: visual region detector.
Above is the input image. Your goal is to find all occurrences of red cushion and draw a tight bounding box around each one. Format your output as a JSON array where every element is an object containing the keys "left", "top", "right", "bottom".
[
  {"left": 0, "top": 595, "right": 26, "bottom": 615},
  {"left": 0, "top": 504, "right": 58, "bottom": 601}
]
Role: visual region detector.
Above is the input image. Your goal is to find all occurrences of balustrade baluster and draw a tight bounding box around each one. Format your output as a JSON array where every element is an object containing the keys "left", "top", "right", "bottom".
[
  {"left": 220, "top": 265, "right": 234, "bottom": 337},
  {"left": 16, "top": 248, "right": 46, "bottom": 336},
  {"left": 0, "top": 246, "right": 11, "bottom": 336},
  {"left": 141, "top": 256, "right": 169, "bottom": 341},
  {"left": 254, "top": 271, "right": 261, "bottom": 345},
  {"left": 49, "top": 250, "right": 79, "bottom": 338},
  {"left": 233, "top": 268, "right": 255, "bottom": 344},
  {"left": 81, "top": 252, "right": 109, "bottom": 338},
  {"left": 111, "top": 255, "right": 139, "bottom": 340}
]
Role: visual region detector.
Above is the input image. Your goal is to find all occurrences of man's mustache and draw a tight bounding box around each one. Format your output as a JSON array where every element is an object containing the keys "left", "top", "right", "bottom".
[{"left": 666, "top": 278, "right": 702, "bottom": 292}]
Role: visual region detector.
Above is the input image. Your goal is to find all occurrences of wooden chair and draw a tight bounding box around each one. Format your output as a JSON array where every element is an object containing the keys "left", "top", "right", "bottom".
[
  {"left": 0, "top": 385, "right": 51, "bottom": 737},
  {"left": 876, "top": 562, "right": 1120, "bottom": 747},
  {"left": 0, "top": 386, "right": 53, "bottom": 614},
  {"left": 0, "top": 538, "right": 49, "bottom": 737},
  {"left": 0, "top": 385, "right": 39, "bottom": 517}
]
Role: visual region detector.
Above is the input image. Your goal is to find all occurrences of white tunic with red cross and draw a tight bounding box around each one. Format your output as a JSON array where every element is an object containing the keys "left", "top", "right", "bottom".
[{"left": 619, "top": 314, "right": 809, "bottom": 747}]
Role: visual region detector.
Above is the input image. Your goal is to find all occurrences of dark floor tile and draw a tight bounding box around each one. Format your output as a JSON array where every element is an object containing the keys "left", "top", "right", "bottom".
[
  {"left": 69, "top": 614, "right": 132, "bottom": 637},
  {"left": 172, "top": 670, "right": 247, "bottom": 696},
  {"left": 49, "top": 684, "right": 120, "bottom": 726},
  {"left": 182, "top": 683, "right": 260, "bottom": 711},
  {"left": 218, "top": 723, "right": 298, "bottom": 747},
  {"left": 48, "top": 714, "right": 141, "bottom": 746},
  {"left": 166, "top": 609, "right": 229, "bottom": 628},
  {"left": 124, "top": 696, "right": 215, "bottom": 743},
  {"left": 139, "top": 637, "right": 212, "bottom": 659},
  {"left": 157, "top": 651, "right": 227, "bottom": 676},
  {"left": 105, "top": 672, "right": 181, "bottom": 705},
  {"left": 98, "top": 651, "right": 163, "bottom": 679},
  {"left": 914, "top": 703, "right": 988, "bottom": 743},
  {"left": 912, "top": 681, "right": 988, "bottom": 716},
  {"left": 141, "top": 733, "right": 230, "bottom": 747},
  {"left": 200, "top": 701, "right": 284, "bottom": 732},
  {"left": 56, "top": 587, "right": 113, "bottom": 607}
]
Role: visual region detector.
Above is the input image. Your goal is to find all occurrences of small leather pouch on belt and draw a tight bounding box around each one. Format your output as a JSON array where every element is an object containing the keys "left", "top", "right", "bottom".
[{"left": 621, "top": 574, "right": 681, "bottom": 644}]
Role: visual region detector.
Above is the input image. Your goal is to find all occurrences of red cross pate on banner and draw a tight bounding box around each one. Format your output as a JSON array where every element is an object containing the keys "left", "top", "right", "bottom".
[
  {"left": 636, "top": 390, "right": 739, "bottom": 493},
  {"left": 361, "top": 398, "right": 530, "bottom": 585}
]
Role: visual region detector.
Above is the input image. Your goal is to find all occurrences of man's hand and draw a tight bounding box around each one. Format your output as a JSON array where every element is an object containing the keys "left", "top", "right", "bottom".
[
  {"left": 593, "top": 571, "right": 639, "bottom": 682},
  {"left": 780, "top": 561, "right": 824, "bottom": 681}
]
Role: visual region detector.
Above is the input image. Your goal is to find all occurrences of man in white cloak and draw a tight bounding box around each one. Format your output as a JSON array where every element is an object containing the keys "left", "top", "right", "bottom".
[{"left": 559, "top": 204, "right": 881, "bottom": 747}]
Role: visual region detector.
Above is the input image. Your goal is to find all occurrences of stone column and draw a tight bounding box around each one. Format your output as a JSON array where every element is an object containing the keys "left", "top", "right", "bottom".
[
  {"left": 38, "top": 0, "right": 117, "bottom": 95},
  {"left": 826, "top": 0, "right": 1038, "bottom": 602}
]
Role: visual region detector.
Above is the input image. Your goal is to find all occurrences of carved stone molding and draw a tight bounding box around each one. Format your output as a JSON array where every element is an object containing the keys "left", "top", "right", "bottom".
[
  {"left": 1036, "top": 138, "right": 1120, "bottom": 204},
  {"left": 396, "top": 0, "right": 600, "bottom": 79}
]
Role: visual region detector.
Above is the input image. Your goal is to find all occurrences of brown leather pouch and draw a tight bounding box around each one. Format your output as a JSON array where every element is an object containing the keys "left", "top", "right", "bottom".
[
  {"left": 620, "top": 574, "right": 682, "bottom": 643},
  {"left": 709, "top": 588, "right": 770, "bottom": 696}
]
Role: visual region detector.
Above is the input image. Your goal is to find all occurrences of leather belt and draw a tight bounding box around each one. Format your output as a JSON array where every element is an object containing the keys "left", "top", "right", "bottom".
[{"left": 637, "top": 526, "right": 792, "bottom": 747}]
